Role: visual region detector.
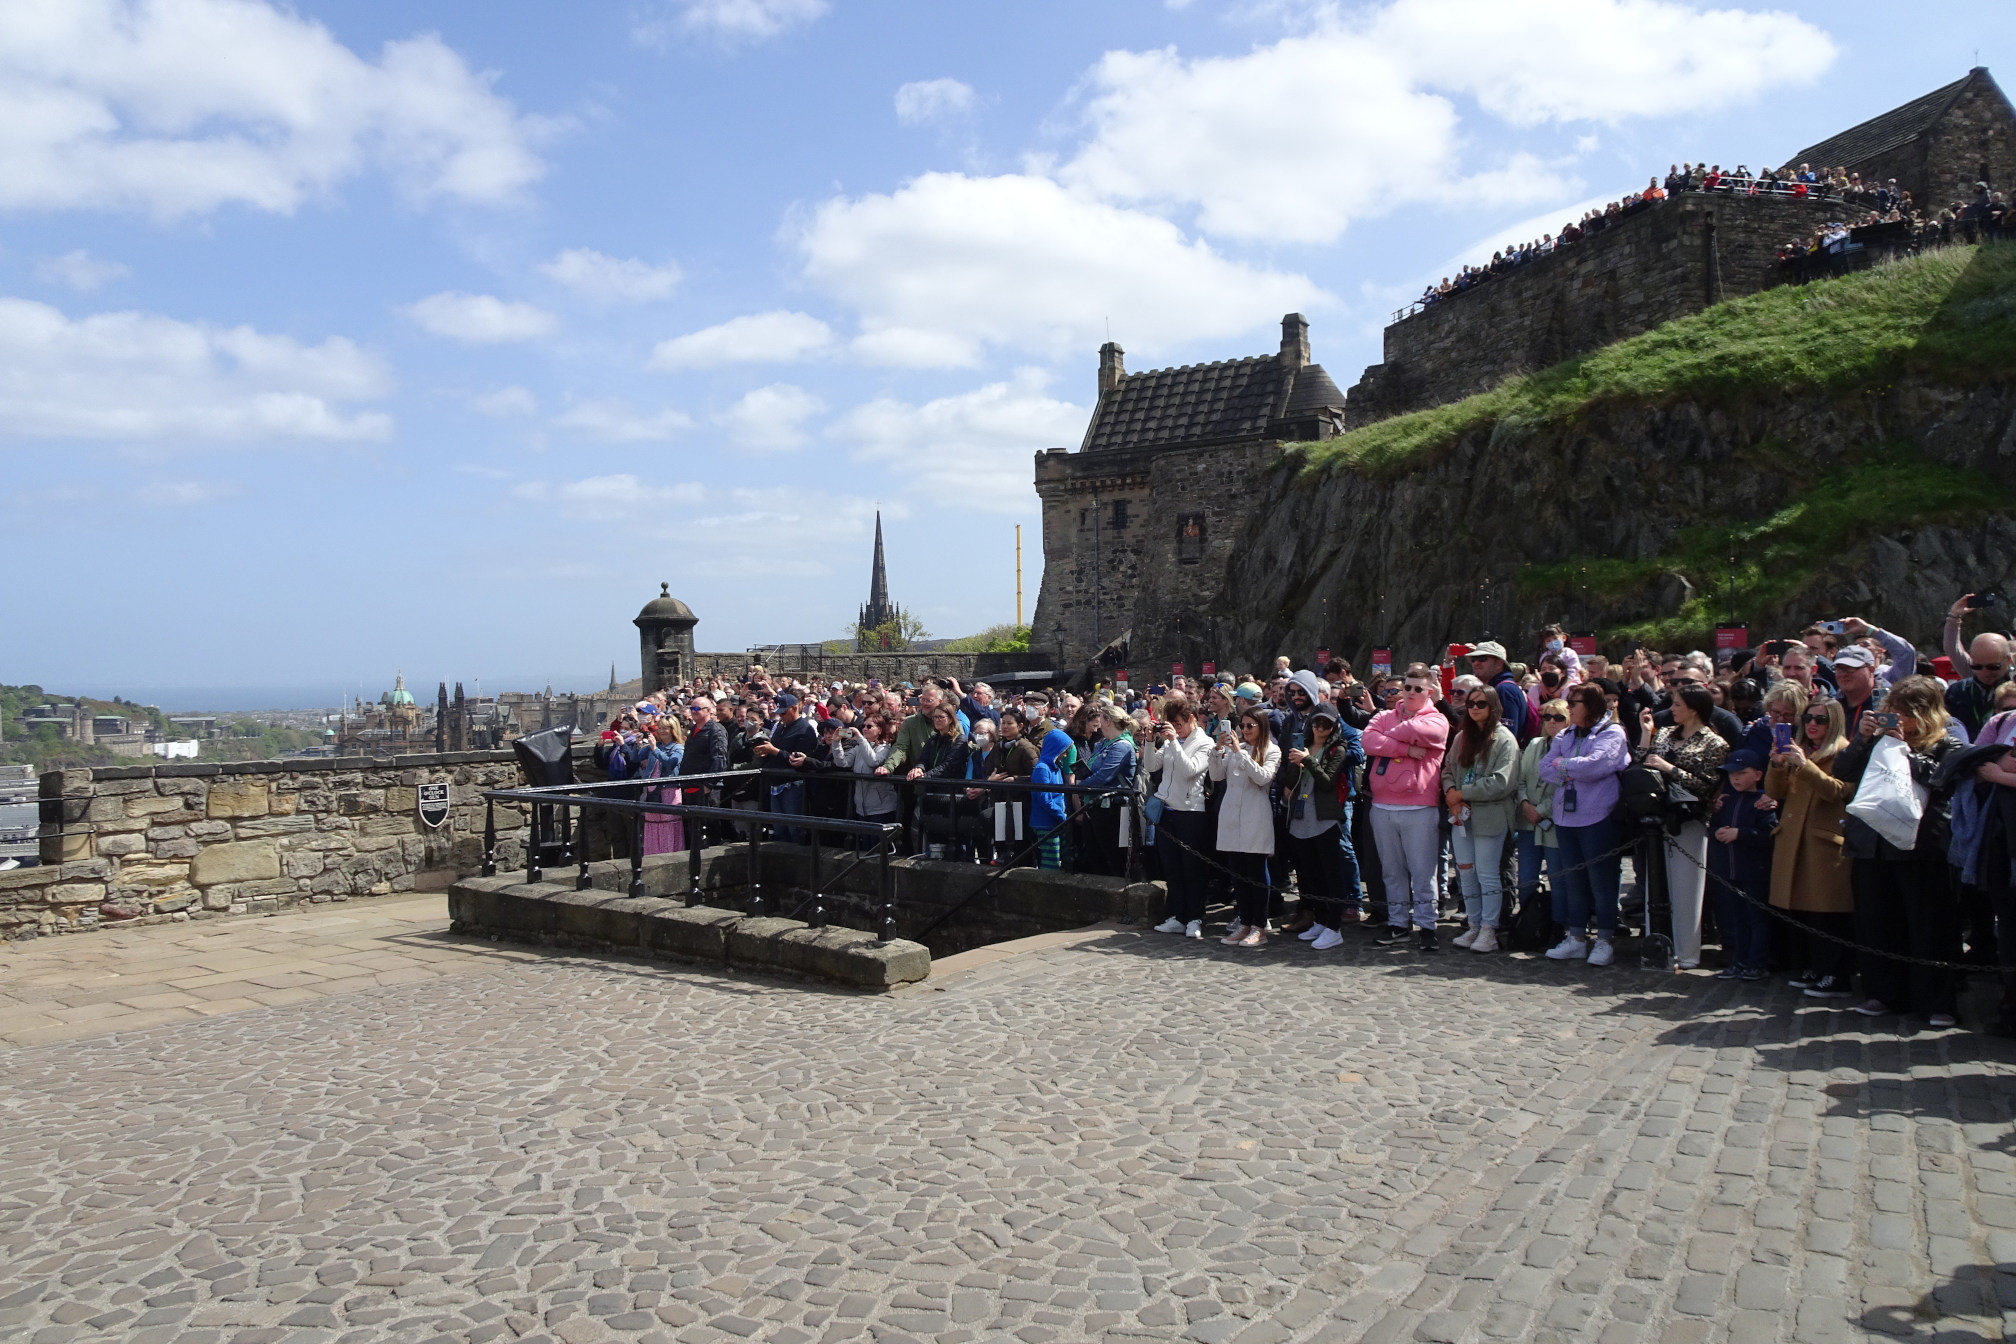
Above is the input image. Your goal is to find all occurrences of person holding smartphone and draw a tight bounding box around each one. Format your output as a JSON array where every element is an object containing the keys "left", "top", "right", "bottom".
[
  {"left": 1210, "top": 708, "right": 1281, "bottom": 948},
  {"left": 1537, "top": 683, "right": 1632, "bottom": 965},
  {"left": 1942, "top": 592, "right": 2012, "bottom": 739},
  {"left": 1834, "top": 678, "right": 1963, "bottom": 1026},
  {"left": 1362, "top": 664, "right": 1452, "bottom": 953}
]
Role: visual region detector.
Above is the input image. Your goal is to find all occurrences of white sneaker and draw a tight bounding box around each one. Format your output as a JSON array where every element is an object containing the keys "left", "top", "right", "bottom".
[
  {"left": 1225, "top": 920, "right": 1247, "bottom": 940},
  {"left": 1587, "top": 939, "right": 1615, "bottom": 967},
  {"left": 1545, "top": 935, "right": 1588, "bottom": 961},
  {"left": 1452, "top": 924, "right": 1479, "bottom": 950},
  {"left": 1470, "top": 926, "right": 1498, "bottom": 954},
  {"left": 1311, "top": 926, "right": 1343, "bottom": 951},
  {"left": 1297, "top": 925, "right": 1322, "bottom": 941},
  {"left": 1184, "top": 920, "right": 1203, "bottom": 939},
  {"left": 1154, "top": 917, "right": 1186, "bottom": 934}
]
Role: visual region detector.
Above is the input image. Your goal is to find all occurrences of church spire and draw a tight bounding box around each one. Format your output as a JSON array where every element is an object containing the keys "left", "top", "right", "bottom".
[{"left": 869, "top": 510, "right": 890, "bottom": 609}]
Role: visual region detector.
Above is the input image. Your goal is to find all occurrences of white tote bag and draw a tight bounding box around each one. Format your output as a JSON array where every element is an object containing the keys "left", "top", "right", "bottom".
[{"left": 1845, "top": 735, "right": 1928, "bottom": 851}]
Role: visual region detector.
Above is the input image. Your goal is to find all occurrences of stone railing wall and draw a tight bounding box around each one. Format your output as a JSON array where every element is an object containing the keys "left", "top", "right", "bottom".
[{"left": 4, "top": 748, "right": 577, "bottom": 939}]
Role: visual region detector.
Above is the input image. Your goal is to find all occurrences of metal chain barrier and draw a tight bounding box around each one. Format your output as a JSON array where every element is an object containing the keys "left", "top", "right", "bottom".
[{"left": 1668, "top": 840, "right": 1988, "bottom": 973}]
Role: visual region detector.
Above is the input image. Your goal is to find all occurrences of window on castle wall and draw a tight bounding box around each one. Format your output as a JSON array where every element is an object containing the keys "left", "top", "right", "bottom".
[
  {"left": 1110, "top": 499, "right": 1130, "bottom": 530},
  {"left": 1176, "top": 513, "right": 1205, "bottom": 564}
]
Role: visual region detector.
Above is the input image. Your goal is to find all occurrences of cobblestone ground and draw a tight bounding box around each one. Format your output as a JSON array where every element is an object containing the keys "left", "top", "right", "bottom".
[{"left": 5, "top": 921, "right": 2016, "bottom": 1344}]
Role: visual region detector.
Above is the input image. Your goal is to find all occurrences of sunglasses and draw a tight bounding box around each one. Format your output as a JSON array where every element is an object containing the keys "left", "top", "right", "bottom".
[
  {"left": 1541, "top": 712, "right": 1568, "bottom": 722},
  {"left": 1466, "top": 699, "right": 1494, "bottom": 708},
  {"left": 1801, "top": 713, "right": 1830, "bottom": 724},
  {"left": 1979, "top": 663, "right": 2009, "bottom": 673}
]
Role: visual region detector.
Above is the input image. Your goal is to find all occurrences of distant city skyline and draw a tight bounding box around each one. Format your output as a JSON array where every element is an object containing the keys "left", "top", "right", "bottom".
[{"left": 1, "top": 0, "right": 2009, "bottom": 697}]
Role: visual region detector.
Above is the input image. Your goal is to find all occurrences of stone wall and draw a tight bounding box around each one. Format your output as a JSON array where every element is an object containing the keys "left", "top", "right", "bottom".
[
  {"left": 1925, "top": 79, "right": 2016, "bottom": 208},
  {"left": 690, "top": 650, "right": 1050, "bottom": 685},
  {"left": 1030, "top": 437, "right": 1279, "bottom": 672},
  {"left": 1346, "top": 193, "right": 1851, "bottom": 426},
  {"left": 5, "top": 749, "right": 567, "bottom": 939}
]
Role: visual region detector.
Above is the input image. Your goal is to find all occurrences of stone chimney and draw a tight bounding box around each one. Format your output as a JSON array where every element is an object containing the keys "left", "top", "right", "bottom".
[
  {"left": 1098, "top": 341, "right": 1126, "bottom": 397},
  {"left": 1280, "top": 313, "right": 1310, "bottom": 368}
]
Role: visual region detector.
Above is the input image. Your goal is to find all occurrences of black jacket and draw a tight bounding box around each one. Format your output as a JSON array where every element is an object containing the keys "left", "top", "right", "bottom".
[{"left": 680, "top": 720, "right": 729, "bottom": 777}]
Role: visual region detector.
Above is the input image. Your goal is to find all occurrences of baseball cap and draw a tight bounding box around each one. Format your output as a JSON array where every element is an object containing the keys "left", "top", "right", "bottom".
[
  {"left": 1469, "top": 641, "right": 1508, "bottom": 661},
  {"left": 773, "top": 692, "right": 799, "bottom": 709},
  {"left": 1720, "top": 749, "right": 1766, "bottom": 774},
  {"left": 1832, "top": 645, "right": 1876, "bottom": 669},
  {"left": 1234, "top": 683, "right": 1263, "bottom": 701}
]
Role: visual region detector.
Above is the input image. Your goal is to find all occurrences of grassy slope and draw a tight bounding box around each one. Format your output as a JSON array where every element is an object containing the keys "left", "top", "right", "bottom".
[{"left": 1297, "top": 244, "right": 2016, "bottom": 480}]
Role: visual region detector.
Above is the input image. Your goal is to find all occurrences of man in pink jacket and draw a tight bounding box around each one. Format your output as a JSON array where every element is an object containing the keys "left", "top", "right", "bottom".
[{"left": 1361, "top": 663, "right": 1451, "bottom": 952}]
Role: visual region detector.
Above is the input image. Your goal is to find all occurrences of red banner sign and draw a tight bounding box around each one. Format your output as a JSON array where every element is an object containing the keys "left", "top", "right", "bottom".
[
  {"left": 1569, "top": 633, "right": 1598, "bottom": 656},
  {"left": 1170, "top": 662, "right": 1185, "bottom": 677},
  {"left": 1201, "top": 661, "right": 1216, "bottom": 677},
  {"left": 1316, "top": 647, "right": 1331, "bottom": 667},
  {"left": 1370, "top": 647, "right": 1392, "bottom": 675},
  {"left": 1714, "top": 625, "right": 1749, "bottom": 650}
]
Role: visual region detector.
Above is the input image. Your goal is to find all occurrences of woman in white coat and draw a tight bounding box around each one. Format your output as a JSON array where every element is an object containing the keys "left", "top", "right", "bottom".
[{"left": 1212, "top": 707, "right": 1281, "bottom": 948}]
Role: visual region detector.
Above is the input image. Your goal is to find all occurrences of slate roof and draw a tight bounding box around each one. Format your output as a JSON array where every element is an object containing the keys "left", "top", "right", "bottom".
[
  {"left": 1080, "top": 356, "right": 1344, "bottom": 452},
  {"left": 1791, "top": 70, "right": 1981, "bottom": 171}
]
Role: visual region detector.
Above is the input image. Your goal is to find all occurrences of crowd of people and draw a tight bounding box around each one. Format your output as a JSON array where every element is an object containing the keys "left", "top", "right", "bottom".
[
  {"left": 588, "top": 592, "right": 2016, "bottom": 1036},
  {"left": 1410, "top": 161, "right": 2010, "bottom": 314}
]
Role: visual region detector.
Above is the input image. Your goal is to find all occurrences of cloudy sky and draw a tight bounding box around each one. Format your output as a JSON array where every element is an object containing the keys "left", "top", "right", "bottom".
[{"left": 2, "top": 0, "right": 2008, "bottom": 707}]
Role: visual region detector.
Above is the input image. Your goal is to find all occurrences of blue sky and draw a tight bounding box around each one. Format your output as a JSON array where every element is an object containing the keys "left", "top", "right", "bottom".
[{"left": 2, "top": 0, "right": 2010, "bottom": 709}]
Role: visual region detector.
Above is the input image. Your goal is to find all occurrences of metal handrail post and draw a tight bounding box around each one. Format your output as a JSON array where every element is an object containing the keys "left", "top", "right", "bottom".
[
  {"left": 628, "top": 812, "right": 645, "bottom": 898},
  {"left": 876, "top": 832, "right": 895, "bottom": 944},
  {"left": 686, "top": 807, "right": 703, "bottom": 906},
  {"left": 526, "top": 803, "right": 542, "bottom": 885},
  {"left": 575, "top": 801, "right": 592, "bottom": 890},
  {"left": 748, "top": 821, "right": 765, "bottom": 917},
  {"left": 481, "top": 800, "right": 496, "bottom": 876},
  {"left": 559, "top": 803, "right": 574, "bottom": 869},
  {"left": 810, "top": 830, "right": 826, "bottom": 928}
]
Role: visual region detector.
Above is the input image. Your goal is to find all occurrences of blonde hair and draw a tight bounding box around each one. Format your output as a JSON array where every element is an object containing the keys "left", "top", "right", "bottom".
[
  {"left": 1542, "top": 698, "right": 1569, "bottom": 717},
  {"left": 1882, "top": 676, "right": 1952, "bottom": 753},
  {"left": 1762, "top": 681, "right": 1810, "bottom": 717},
  {"left": 1803, "top": 698, "right": 1847, "bottom": 763}
]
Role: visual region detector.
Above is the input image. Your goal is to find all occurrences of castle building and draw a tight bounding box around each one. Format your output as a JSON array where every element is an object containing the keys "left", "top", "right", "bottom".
[
  {"left": 1031, "top": 313, "right": 1345, "bottom": 672},
  {"left": 1791, "top": 67, "right": 2015, "bottom": 215},
  {"left": 856, "top": 511, "right": 908, "bottom": 649}
]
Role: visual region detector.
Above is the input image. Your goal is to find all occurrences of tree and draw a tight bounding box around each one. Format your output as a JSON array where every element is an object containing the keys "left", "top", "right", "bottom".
[
  {"left": 940, "top": 624, "right": 1031, "bottom": 653},
  {"left": 850, "top": 611, "right": 931, "bottom": 652}
]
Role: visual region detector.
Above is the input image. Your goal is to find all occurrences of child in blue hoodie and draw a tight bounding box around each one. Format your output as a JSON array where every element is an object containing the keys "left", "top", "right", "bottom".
[{"left": 1030, "top": 729, "right": 1074, "bottom": 869}]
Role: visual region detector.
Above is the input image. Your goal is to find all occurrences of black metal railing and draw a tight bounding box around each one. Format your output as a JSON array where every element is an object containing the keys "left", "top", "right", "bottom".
[
  {"left": 482, "top": 770, "right": 904, "bottom": 941},
  {"left": 478, "top": 763, "right": 1148, "bottom": 945}
]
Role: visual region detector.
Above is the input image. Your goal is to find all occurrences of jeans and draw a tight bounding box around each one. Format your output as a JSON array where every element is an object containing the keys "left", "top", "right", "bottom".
[
  {"left": 1552, "top": 817, "right": 1623, "bottom": 939},
  {"left": 1155, "top": 808, "right": 1210, "bottom": 924},
  {"left": 1450, "top": 826, "right": 1509, "bottom": 927},
  {"left": 1372, "top": 806, "right": 1441, "bottom": 930},
  {"left": 1662, "top": 820, "right": 1710, "bottom": 964},
  {"left": 769, "top": 780, "right": 806, "bottom": 846},
  {"left": 1336, "top": 802, "right": 1363, "bottom": 914}
]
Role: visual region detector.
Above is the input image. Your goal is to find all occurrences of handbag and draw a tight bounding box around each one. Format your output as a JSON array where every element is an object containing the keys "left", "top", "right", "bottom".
[
  {"left": 1846, "top": 735, "right": 1929, "bottom": 850},
  {"left": 1144, "top": 794, "right": 1167, "bottom": 826}
]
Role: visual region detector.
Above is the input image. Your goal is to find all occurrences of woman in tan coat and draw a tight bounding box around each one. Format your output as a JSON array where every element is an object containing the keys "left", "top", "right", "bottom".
[{"left": 1765, "top": 698, "right": 1853, "bottom": 998}]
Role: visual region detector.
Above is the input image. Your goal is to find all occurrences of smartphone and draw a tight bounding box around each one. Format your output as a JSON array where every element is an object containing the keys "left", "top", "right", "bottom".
[
  {"left": 1772, "top": 722, "right": 1793, "bottom": 751},
  {"left": 1820, "top": 620, "right": 1847, "bottom": 635},
  {"left": 1873, "top": 712, "right": 1901, "bottom": 731},
  {"left": 1762, "top": 639, "right": 1791, "bottom": 658},
  {"left": 1966, "top": 592, "right": 2000, "bottom": 609},
  {"left": 1288, "top": 729, "right": 1305, "bottom": 751}
]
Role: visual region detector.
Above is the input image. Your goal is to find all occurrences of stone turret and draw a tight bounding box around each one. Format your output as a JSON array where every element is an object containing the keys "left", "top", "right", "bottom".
[{"left": 634, "top": 583, "right": 699, "bottom": 693}]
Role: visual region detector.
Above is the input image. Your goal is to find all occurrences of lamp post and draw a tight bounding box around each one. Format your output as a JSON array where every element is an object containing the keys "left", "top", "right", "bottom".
[{"left": 1052, "top": 621, "right": 1067, "bottom": 676}]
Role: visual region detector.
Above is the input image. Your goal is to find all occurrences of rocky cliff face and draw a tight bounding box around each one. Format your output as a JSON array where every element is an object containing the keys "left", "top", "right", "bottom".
[{"left": 1172, "top": 375, "right": 2016, "bottom": 670}]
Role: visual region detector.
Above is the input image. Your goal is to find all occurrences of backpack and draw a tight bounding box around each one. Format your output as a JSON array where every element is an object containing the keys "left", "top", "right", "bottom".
[{"left": 1506, "top": 876, "right": 1562, "bottom": 951}]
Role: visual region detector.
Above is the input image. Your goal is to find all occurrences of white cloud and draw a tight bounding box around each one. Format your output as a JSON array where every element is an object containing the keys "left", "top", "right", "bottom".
[
  {"left": 1055, "top": 0, "right": 1831, "bottom": 245},
  {"left": 0, "top": 296, "right": 391, "bottom": 444},
  {"left": 552, "top": 399, "right": 694, "bottom": 442},
  {"left": 538, "top": 248, "right": 681, "bottom": 303},
  {"left": 33, "top": 249, "right": 128, "bottom": 291},
  {"left": 0, "top": 0, "right": 544, "bottom": 219},
  {"left": 1370, "top": 0, "right": 1835, "bottom": 126},
  {"left": 471, "top": 385, "right": 538, "bottom": 417},
  {"left": 796, "top": 172, "right": 1324, "bottom": 363},
  {"left": 895, "top": 78, "right": 974, "bottom": 126},
  {"left": 403, "top": 291, "right": 557, "bottom": 343},
  {"left": 632, "top": 0, "right": 827, "bottom": 46},
  {"left": 717, "top": 383, "right": 823, "bottom": 452},
  {"left": 647, "top": 310, "right": 834, "bottom": 369},
  {"left": 836, "top": 368, "right": 1086, "bottom": 505},
  {"left": 514, "top": 473, "right": 704, "bottom": 517}
]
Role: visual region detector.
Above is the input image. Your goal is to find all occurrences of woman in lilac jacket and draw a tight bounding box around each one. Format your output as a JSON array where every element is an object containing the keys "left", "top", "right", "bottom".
[{"left": 1538, "top": 683, "right": 1631, "bottom": 965}]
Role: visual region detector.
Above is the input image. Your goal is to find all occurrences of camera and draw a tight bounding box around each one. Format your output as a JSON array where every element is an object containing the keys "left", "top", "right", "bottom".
[{"left": 1966, "top": 591, "right": 2001, "bottom": 610}]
